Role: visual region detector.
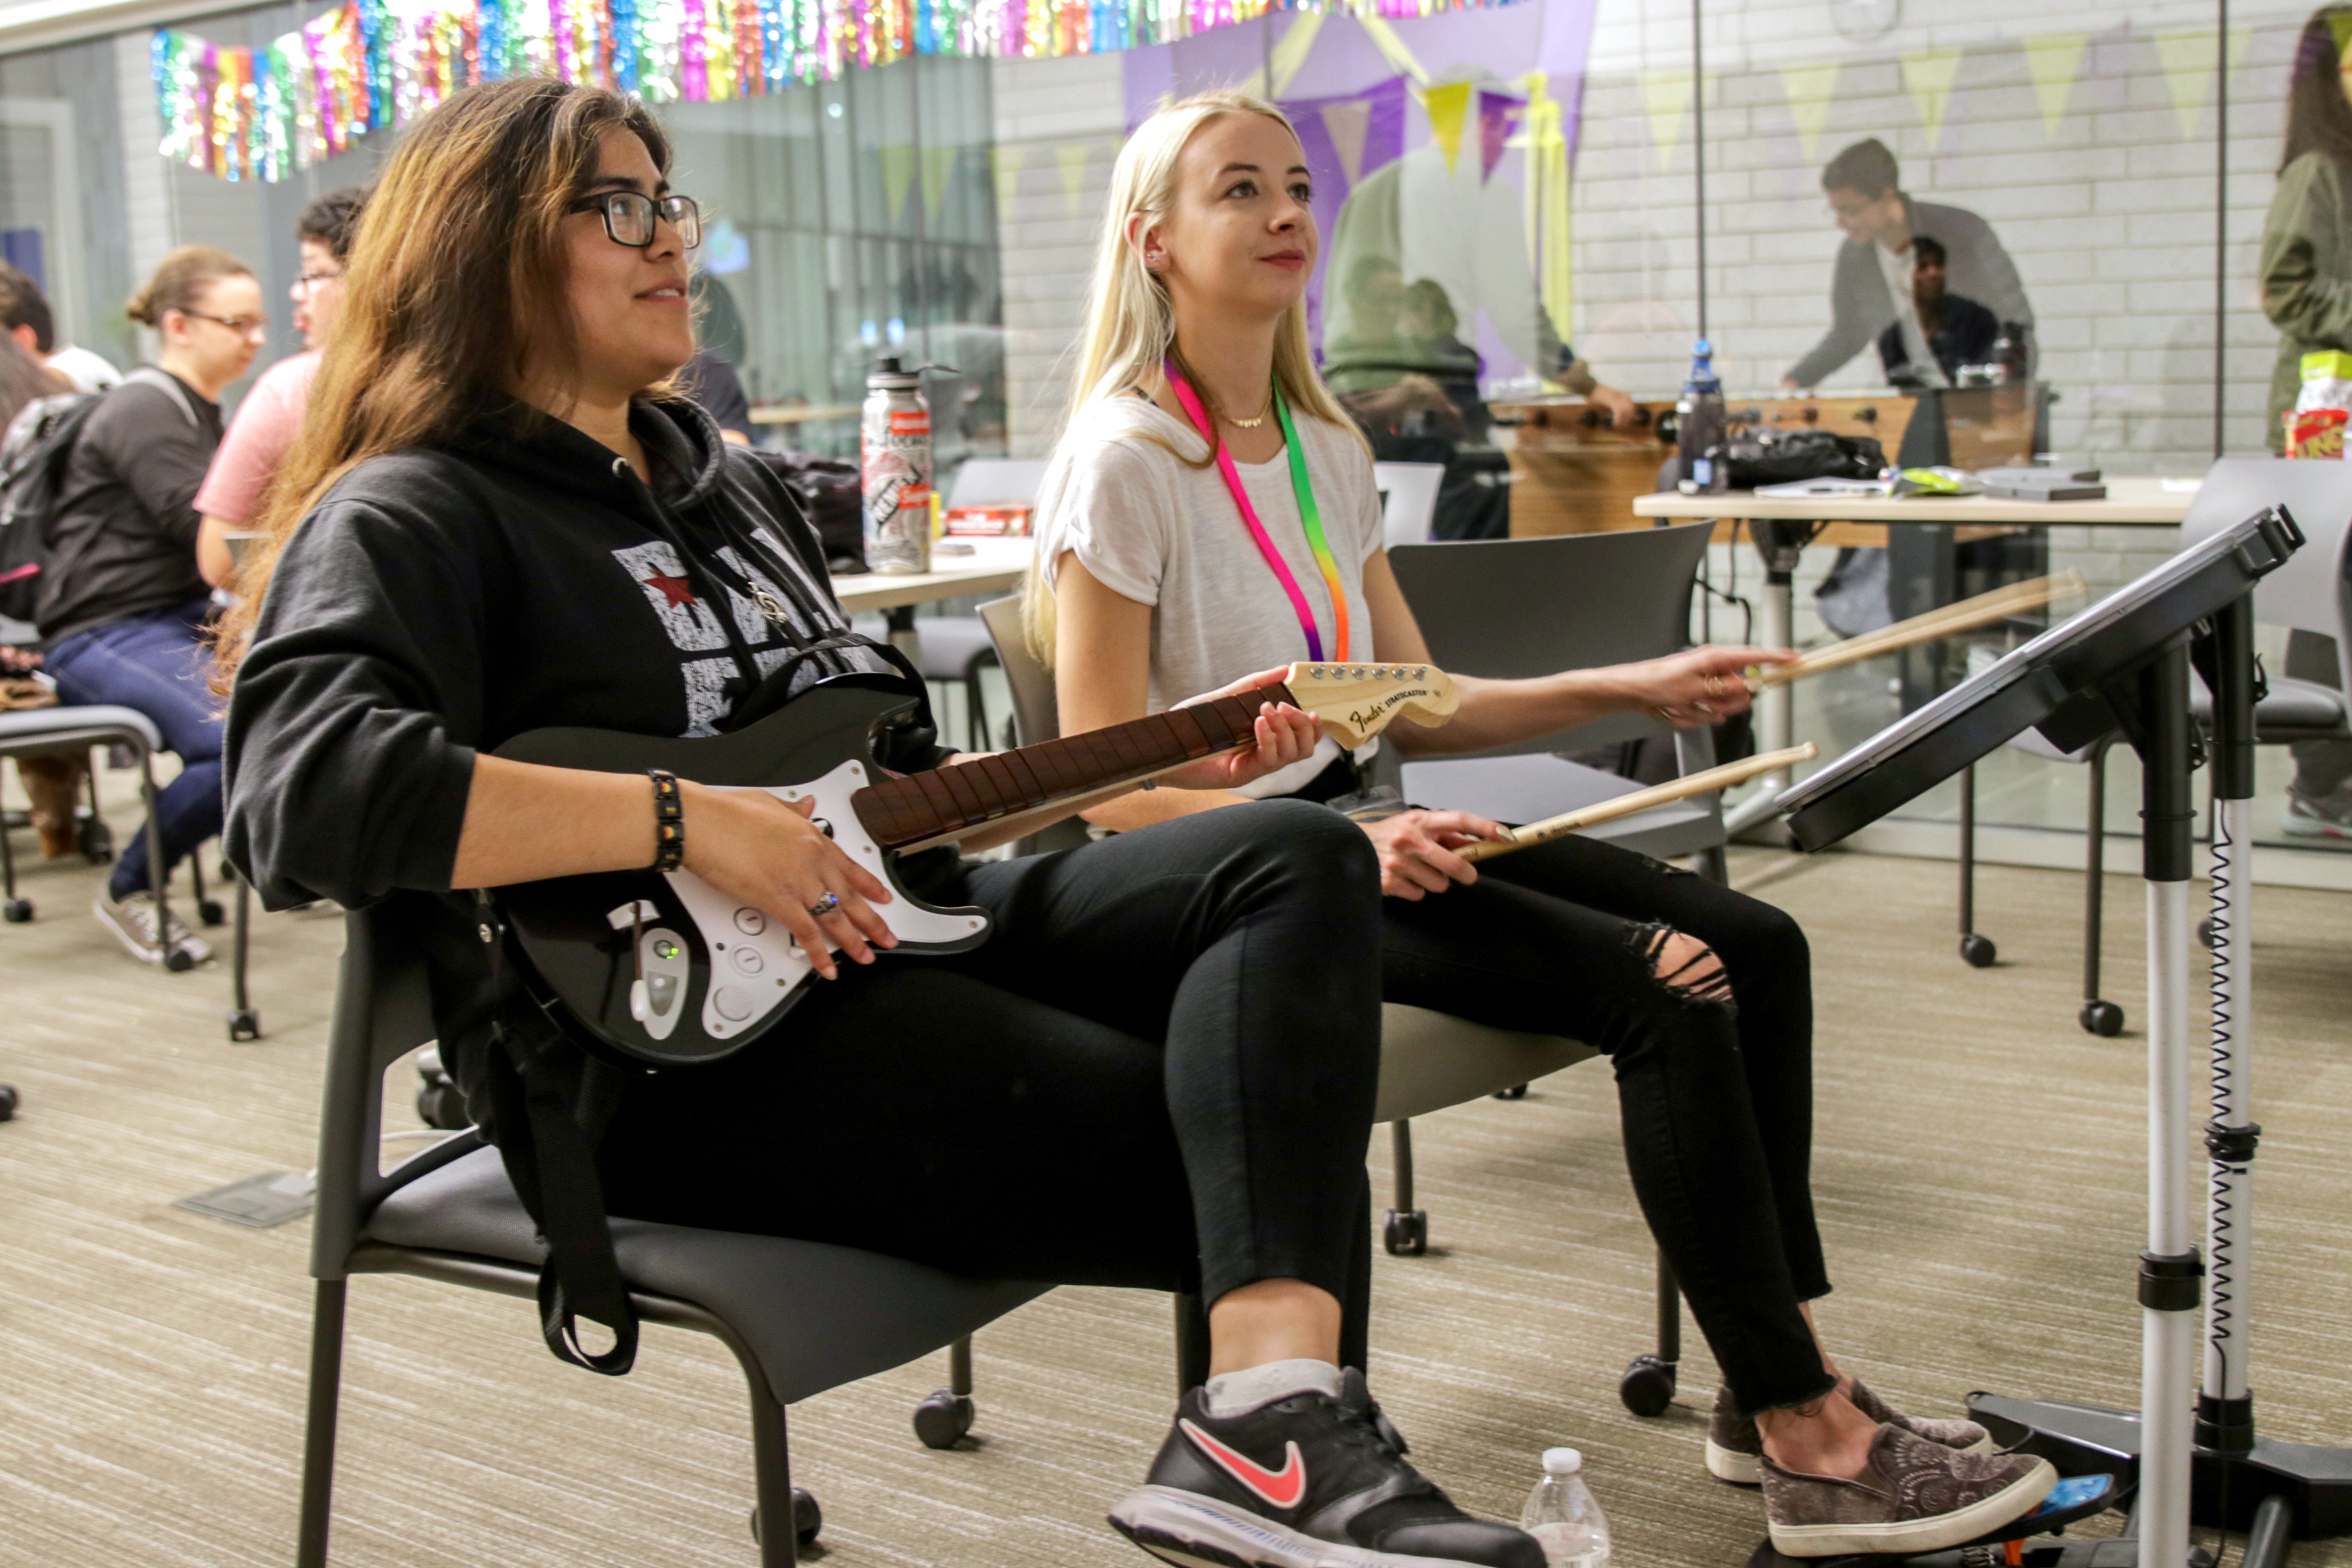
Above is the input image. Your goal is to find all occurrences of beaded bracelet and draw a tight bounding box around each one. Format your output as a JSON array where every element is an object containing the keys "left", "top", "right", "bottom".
[{"left": 648, "top": 769, "right": 685, "bottom": 873}]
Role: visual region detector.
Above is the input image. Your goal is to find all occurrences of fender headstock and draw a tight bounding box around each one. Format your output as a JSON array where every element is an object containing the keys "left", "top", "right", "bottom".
[{"left": 1281, "top": 661, "right": 1461, "bottom": 749}]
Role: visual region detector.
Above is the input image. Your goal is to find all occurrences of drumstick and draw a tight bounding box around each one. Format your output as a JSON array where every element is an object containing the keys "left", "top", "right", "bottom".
[
  {"left": 1456, "top": 744, "right": 1819, "bottom": 863},
  {"left": 1753, "top": 570, "right": 2087, "bottom": 688}
]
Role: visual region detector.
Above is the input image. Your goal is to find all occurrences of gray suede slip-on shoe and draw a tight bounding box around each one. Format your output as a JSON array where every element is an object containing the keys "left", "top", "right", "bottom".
[
  {"left": 1760, "top": 1423, "right": 2054, "bottom": 1558},
  {"left": 1705, "top": 1381, "right": 1993, "bottom": 1485}
]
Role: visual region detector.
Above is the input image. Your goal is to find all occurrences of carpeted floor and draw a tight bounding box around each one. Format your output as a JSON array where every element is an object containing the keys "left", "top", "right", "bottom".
[{"left": 2, "top": 813, "right": 2348, "bottom": 1568}]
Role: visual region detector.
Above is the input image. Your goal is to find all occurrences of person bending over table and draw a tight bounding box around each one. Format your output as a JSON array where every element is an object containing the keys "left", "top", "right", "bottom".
[
  {"left": 1030, "top": 88, "right": 2058, "bottom": 1561},
  {"left": 213, "top": 79, "right": 1542, "bottom": 1568}
]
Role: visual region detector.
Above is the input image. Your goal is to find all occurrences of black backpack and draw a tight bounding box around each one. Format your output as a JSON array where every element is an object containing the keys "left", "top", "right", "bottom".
[
  {"left": 0, "top": 391, "right": 99, "bottom": 623},
  {"left": 0, "top": 368, "right": 200, "bottom": 626}
]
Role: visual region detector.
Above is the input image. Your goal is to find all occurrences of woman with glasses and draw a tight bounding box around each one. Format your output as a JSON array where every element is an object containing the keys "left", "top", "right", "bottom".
[
  {"left": 38, "top": 244, "right": 261, "bottom": 965},
  {"left": 195, "top": 188, "right": 368, "bottom": 588},
  {"left": 218, "top": 80, "right": 1541, "bottom": 1568}
]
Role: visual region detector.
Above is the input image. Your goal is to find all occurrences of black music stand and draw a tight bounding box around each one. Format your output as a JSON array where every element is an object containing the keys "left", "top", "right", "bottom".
[{"left": 1768, "top": 506, "right": 2349, "bottom": 1568}]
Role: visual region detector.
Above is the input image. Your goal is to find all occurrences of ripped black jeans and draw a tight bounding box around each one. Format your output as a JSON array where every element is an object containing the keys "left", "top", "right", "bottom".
[{"left": 1381, "top": 830, "right": 1833, "bottom": 1415}]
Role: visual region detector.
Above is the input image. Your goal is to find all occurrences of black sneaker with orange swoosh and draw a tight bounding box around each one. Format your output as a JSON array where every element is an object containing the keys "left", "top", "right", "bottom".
[{"left": 1109, "top": 1368, "right": 1543, "bottom": 1568}]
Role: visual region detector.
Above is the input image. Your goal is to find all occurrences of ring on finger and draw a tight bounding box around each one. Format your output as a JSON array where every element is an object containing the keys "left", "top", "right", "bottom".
[
  {"left": 1653, "top": 705, "right": 1676, "bottom": 721},
  {"left": 807, "top": 890, "right": 842, "bottom": 920},
  {"left": 1704, "top": 673, "right": 1727, "bottom": 699}
]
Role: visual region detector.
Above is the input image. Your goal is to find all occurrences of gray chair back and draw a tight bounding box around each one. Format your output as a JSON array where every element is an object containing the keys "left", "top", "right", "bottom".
[
  {"left": 1387, "top": 523, "right": 1715, "bottom": 755},
  {"left": 2178, "top": 456, "right": 2352, "bottom": 691},
  {"left": 979, "top": 595, "right": 1060, "bottom": 744},
  {"left": 310, "top": 902, "right": 481, "bottom": 1283}
]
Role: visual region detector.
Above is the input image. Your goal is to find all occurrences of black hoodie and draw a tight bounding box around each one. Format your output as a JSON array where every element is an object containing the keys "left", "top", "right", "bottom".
[{"left": 223, "top": 398, "right": 931, "bottom": 1118}]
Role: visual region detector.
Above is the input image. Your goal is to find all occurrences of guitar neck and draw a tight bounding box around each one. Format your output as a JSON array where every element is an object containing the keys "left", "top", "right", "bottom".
[{"left": 851, "top": 681, "right": 1298, "bottom": 851}]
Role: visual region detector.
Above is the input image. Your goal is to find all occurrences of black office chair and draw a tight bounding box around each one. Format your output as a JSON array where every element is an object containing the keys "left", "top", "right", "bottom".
[{"left": 296, "top": 901, "right": 1054, "bottom": 1566}]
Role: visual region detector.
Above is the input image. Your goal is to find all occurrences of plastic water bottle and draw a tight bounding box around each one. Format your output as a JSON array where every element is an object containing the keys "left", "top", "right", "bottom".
[
  {"left": 1675, "top": 339, "right": 1727, "bottom": 495},
  {"left": 1520, "top": 1447, "right": 1610, "bottom": 1568}
]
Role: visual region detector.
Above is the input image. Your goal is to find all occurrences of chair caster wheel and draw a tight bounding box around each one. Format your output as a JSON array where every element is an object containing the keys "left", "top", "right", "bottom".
[
  {"left": 163, "top": 944, "right": 196, "bottom": 973},
  {"left": 0, "top": 1082, "right": 18, "bottom": 1120},
  {"left": 2080, "top": 999, "right": 2125, "bottom": 1037},
  {"left": 1958, "top": 933, "right": 1997, "bottom": 968},
  {"left": 78, "top": 818, "right": 112, "bottom": 862},
  {"left": 1493, "top": 1083, "right": 1528, "bottom": 1100},
  {"left": 414, "top": 1076, "right": 468, "bottom": 1131},
  {"left": 1382, "top": 1209, "right": 1428, "bottom": 1257},
  {"left": 1619, "top": 1353, "right": 1677, "bottom": 1417},
  {"left": 749, "top": 1489, "right": 822, "bottom": 1546},
  {"left": 913, "top": 1387, "right": 976, "bottom": 1449},
  {"left": 218, "top": 857, "right": 234, "bottom": 882},
  {"left": 227, "top": 1007, "right": 261, "bottom": 1042},
  {"left": 3, "top": 897, "right": 31, "bottom": 923},
  {"left": 197, "top": 898, "right": 225, "bottom": 927}
]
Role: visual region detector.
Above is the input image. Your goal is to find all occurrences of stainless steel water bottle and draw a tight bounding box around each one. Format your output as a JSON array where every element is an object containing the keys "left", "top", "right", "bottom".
[{"left": 862, "top": 356, "right": 932, "bottom": 575}]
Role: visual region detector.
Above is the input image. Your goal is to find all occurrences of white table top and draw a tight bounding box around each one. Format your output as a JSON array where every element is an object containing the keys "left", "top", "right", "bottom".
[
  {"left": 1630, "top": 475, "right": 2197, "bottom": 527},
  {"left": 829, "top": 536, "right": 1033, "bottom": 614}
]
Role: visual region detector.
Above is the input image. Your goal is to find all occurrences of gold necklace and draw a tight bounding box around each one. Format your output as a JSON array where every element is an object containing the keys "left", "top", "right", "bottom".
[{"left": 1227, "top": 388, "right": 1276, "bottom": 429}]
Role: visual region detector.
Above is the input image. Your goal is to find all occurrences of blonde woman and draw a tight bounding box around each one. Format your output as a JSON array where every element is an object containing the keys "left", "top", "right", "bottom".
[{"left": 1031, "top": 91, "right": 2056, "bottom": 1561}]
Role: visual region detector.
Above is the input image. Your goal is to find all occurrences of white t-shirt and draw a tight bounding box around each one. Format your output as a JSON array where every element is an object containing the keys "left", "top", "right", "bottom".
[{"left": 1033, "top": 393, "right": 1387, "bottom": 797}]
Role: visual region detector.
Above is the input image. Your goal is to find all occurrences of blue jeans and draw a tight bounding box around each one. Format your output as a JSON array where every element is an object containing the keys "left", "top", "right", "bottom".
[{"left": 46, "top": 600, "right": 224, "bottom": 901}]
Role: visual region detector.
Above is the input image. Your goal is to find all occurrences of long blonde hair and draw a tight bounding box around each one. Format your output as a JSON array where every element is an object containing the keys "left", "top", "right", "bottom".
[{"left": 1023, "top": 88, "right": 1361, "bottom": 661}]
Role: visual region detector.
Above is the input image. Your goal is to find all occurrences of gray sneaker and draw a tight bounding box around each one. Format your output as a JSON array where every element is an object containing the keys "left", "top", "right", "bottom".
[
  {"left": 93, "top": 889, "right": 212, "bottom": 967},
  {"left": 2282, "top": 785, "right": 2352, "bottom": 840},
  {"left": 1761, "top": 1422, "right": 2053, "bottom": 1558},
  {"left": 1707, "top": 1382, "right": 1991, "bottom": 1485}
]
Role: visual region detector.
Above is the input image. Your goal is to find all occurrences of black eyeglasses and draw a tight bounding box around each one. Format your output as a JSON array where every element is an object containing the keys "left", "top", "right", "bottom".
[{"left": 571, "top": 190, "right": 702, "bottom": 250}]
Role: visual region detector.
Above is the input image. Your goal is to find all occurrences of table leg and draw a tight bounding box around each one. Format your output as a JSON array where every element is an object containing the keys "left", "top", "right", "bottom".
[
  {"left": 1723, "top": 520, "right": 1809, "bottom": 834},
  {"left": 885, "top": 606, "right": 920, "bottom": 662}
]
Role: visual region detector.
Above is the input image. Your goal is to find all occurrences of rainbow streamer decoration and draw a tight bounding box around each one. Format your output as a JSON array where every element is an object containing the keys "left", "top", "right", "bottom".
[{"left": 154, "top": 0, "right": 1526, "bottom": 182}]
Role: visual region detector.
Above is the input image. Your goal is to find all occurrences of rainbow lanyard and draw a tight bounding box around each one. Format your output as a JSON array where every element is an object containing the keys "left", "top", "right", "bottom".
[{"left": 1163, "top": 361, "right": 1350, "bottom": 664}]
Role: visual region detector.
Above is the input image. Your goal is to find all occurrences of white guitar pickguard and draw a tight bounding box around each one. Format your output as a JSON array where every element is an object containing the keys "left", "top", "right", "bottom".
[{"left": 659, "top": 760, "right": 988, "bottom": 1044}]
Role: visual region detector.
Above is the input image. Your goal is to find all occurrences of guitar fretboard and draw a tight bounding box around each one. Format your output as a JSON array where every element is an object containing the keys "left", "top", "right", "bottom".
[{"left": 853, "top": 681, "right": 1298, "bottom": 849}]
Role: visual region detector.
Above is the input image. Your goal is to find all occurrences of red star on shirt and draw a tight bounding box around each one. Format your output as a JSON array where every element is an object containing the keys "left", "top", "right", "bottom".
[{"left": 644, "top": 570, "right": 698, "bottom": 610}]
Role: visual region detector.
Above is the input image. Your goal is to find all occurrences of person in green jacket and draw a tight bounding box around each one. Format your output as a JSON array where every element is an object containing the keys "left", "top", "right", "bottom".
[
  {"left": 2261, "top": 3, "right": 2352, "bottom": 837},
  {"left": 2261, "top": 5, "right": 2352, "bottom": 452}
]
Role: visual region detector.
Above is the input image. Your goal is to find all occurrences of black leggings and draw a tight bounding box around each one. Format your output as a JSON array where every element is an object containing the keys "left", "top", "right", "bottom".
[
  {"left": 1382, "top": 831, "right": 1835, "bottom": 1415},
  {"left": 597, "top": 799, "right": 1386, "bottom": 1367}
]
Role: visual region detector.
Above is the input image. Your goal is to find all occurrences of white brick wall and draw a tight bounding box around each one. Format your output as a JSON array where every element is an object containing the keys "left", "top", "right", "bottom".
[{"left": 991, "top": 53, "right": 1125, "bottom": 456}]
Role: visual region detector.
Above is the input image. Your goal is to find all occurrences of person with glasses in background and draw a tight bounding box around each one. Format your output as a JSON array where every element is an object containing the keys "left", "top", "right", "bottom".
[
  {"left": 1781, "top": 138, "right": 2033, "bottom": 392},
  {"left": 37, "top": 245, "right": 261, "bottom": 964},
  {"left": 194, "top": 189, "right": 368, "bottom": 588}
]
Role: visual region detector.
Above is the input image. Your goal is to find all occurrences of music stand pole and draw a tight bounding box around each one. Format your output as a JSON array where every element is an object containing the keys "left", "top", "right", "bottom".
[
  {"left": 2199, "top": 592, "right": 2258, "bottom": 1462},
  {"left": 2136, "top": 639, "right": 2202, "bottom": 1568}
]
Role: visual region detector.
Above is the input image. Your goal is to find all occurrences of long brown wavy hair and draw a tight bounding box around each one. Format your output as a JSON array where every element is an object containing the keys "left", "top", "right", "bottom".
[
  {"left": 211, "top": 77, "right": 673, "bottom": 688},
  {"left": 2283, "top": 6, "right": 2352, "bottom": 172}
]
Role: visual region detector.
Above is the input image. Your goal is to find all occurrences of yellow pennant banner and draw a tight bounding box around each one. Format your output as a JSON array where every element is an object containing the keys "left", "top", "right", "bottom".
[
  {"left": 1780, "top": 62, "right": 1839, "bottom": 163},
  {"left": 2022, "top": 33, "right": 2088, "bottom": 135},
  {"left": 880, "top": 143, "right": 916, "bottom": 220},
  {"left": 920, "top": 145, "right": 957, "bottom": 223},
  {"left": 1901, "top": 46, "right": 1964, "bottom": 148},
  {"left": 1057, "top": 143, "right": 1092, "bottom": 217},
  {"left": 1426, "top": 80, "right": 1475, "bottom": 175},
  {"left": 991, "top": 143, "right": 1026, "bottom": 198},
  {"left": 1640, "top": 67, "right": 1694, "bottom": 168}
]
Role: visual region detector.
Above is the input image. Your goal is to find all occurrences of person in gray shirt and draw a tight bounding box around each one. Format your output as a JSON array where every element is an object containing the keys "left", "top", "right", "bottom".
[{"left": 1781, "top": 139, "right": 2033, "bottom": 390}]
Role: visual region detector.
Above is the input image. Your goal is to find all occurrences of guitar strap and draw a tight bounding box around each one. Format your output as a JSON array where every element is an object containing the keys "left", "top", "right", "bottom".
[{"left": 477, "top": 891, "right": 641, "bottom": 1376}]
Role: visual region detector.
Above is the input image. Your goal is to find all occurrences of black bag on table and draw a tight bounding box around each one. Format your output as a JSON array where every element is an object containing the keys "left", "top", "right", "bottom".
[
  {"left": 746, "top": 448, "right": 866, "bottom": 573},
  {"left": 1721, "top": 428, "right": 1886, "bottom": 490}
]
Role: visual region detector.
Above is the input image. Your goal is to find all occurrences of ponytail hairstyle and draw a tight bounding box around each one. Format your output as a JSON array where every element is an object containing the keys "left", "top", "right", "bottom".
[
  {"left": 210, "top": 78, "right": 671, "bottom": 691},
  {"left": 1022, "top": 89, "right": 1360, "bottom": 661},
  {"left": 126, "top": 246, "right": 253, "bottom": 328}
]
